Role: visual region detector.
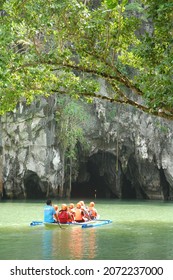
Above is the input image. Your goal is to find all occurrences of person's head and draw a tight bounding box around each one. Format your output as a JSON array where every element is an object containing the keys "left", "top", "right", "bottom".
[
  {"left": 54, "top": 205, "right": 58, "bottom": 211},
  {"left": 61, "top": 204, "right": 67, "bottom": 211},
  {"left": 69, "top": 203, "right": 74, "bottom": 209},
  {"left": 79, "top": 201, "right": 85, "bottom": 206},
  {"left": 89, "top": 202, "right": 95, "bottom": 207},
  {"left": 46, "top": 199, "right": 52, "bottom": 206},
  {"left": 76, "top": 202, "right": 81, "bottom": 209}
]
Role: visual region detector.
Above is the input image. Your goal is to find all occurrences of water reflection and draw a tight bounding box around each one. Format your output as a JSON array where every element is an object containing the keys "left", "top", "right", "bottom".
[
  {"left": 42, "top": 229, "right": 53, "bottom": 259},
  {"left": 42, "top": 227, "right": 97, "bottom": 260},
  {"left": 68, "top": 228, "right": 84, "bottom": 259}
]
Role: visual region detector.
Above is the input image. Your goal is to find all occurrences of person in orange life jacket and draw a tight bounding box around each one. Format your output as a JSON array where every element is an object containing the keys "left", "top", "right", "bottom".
[
  {"left": 58, "top": 204, "right": 72, "bottom": 224},
  {"left": 88, "top": 202, "right": 98, "bottom": 220},
  {"left": 44, "top": 199, "right": 57, "bottom": 223},
  {"left": 68, "top": 203, "right": 75, "bottom": 222},
  {"left": 74, "top": 202, "right": 85, "bottom": 222},
  {"left": 54, "top": 204, "right": 59, "bottom": 221}
]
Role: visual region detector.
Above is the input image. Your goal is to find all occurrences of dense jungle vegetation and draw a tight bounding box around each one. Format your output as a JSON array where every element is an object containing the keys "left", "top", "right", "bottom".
[{"left": 0, "top": 0, "right": 173, "bottom": 119}]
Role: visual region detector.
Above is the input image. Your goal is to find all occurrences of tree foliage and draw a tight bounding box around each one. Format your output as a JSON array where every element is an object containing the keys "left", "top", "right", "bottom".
[
  {"left": 0, "top": 0, "right": 173, "bottom": 119},
  {"left": 56, "top": 96, "right": 88, "bottom": 160},
  {"left": 56, "top": 96, "right": 90, "bottom": 196}
]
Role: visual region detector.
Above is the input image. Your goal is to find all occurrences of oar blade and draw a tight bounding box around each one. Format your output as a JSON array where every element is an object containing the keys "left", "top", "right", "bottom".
[
  {"left": 82, "top": 219, "right": 112, "bottom": 228},
  {"left": 30, "top": 221, "right": 43, "bottom": 226}
]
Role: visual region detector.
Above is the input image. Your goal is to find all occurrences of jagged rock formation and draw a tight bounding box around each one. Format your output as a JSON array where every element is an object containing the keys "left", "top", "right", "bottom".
[{"left": 0, "top": 93, "right": 173, "bottom": 200}]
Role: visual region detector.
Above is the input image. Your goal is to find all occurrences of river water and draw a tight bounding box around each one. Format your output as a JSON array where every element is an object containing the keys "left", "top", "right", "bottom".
[{"left": 0, "top": 199, "right": 173, "bottom": 260}]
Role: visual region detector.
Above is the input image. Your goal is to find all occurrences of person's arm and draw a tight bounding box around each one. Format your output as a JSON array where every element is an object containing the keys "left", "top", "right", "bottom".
[
  {"left": 53, "top": 208, "right": 57, "bottom": 221},
  {"left": 81, "top": 210, "right": 85, "bottom": 217},
  {"left": 68, "top": 212, "right": 71, "bottom": 218},
  {"left": 54, "top": 213, "right": 58, "bottom": 221},
  {"left": 95, "top": 209, "right": 98, "bottom": 217}
]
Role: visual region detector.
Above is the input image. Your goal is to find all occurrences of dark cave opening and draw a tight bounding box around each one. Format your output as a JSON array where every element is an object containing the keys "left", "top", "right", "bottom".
[
  {"left": 121, "top": 176, "right": 137, "bottom": 199},
  {"left": 71, "top": 151, "right": 136, "bottom": 199},
  {"left": 160, "top": 168, "right": 171, "bottom": 200},
  {"left": 71, "top": 151, "right": 117, "bottom": 199},
  {"left": 24, "top": 170, "right": 44, "bottom": 199},
  {"left": 86, "top": 156, "right": 117, "bottom": 199},
  {"left": 71, "top": 182, "right": 96, "bottom": 199},
  {"left": 71, "top": 173, "right": 116, "bottom": 199}
]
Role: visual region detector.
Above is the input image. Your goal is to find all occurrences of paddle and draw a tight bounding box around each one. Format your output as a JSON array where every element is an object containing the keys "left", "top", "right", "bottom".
[
  {"left": 56, "top": 220, "right": 63, "bottom": 229},
  {"left": 82, "top": 220, "right": 112, "bottom": 229},
  {"left": 30, "top": 221, "right": 43, "bottom": 226}
]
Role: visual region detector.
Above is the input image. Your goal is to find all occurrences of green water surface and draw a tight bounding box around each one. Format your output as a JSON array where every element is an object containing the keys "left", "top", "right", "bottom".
[{"left": 0, "top": 199, "right": 173, "bottom": 260}]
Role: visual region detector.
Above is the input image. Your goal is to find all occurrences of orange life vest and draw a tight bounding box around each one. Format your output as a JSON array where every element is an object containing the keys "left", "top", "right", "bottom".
[
  {"left": 89, "top": 207, "right": 97, "bottom": 219},
  {"left": 67, "top": 210, "right": 74, "bottom": 222}
]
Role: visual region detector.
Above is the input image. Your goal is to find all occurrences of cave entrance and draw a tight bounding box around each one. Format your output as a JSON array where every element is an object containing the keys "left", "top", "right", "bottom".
[
  {"left": 71, "top": 150, "right": 138, "bottom": 199},
  {"left": 24, "top": 170, "right": 44, "bottom": 199},
  {"left": 71, "top": 151, "right": 120, "bottom": 199}
]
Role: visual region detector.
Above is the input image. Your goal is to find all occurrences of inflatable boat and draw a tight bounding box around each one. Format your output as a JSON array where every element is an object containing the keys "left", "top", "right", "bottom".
[{"left": 30, "top": 219, "right": 112, "bottom": 229}]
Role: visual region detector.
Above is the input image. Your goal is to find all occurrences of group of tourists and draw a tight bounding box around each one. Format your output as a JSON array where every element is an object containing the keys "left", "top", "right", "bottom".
[{"left": 44, "top": 199, "right": 98, "bottom": 224}]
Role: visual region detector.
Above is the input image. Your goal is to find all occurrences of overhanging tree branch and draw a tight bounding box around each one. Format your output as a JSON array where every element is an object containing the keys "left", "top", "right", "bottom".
[
  {"left": 8, "top": 58, "right": 173, "bottom": 120},
  {"left": 52, "top": 88, "right": 173, "bottom": 120}
]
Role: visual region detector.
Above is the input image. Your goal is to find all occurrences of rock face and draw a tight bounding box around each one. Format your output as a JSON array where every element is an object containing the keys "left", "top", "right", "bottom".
[{"left": 0, "top": 94, "right": 173, "bottom": 200}]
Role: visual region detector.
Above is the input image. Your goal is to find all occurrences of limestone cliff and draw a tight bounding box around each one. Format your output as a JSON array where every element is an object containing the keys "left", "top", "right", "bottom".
[{"left": 0, "top": 93, "right": 173, "bottom": 200}]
